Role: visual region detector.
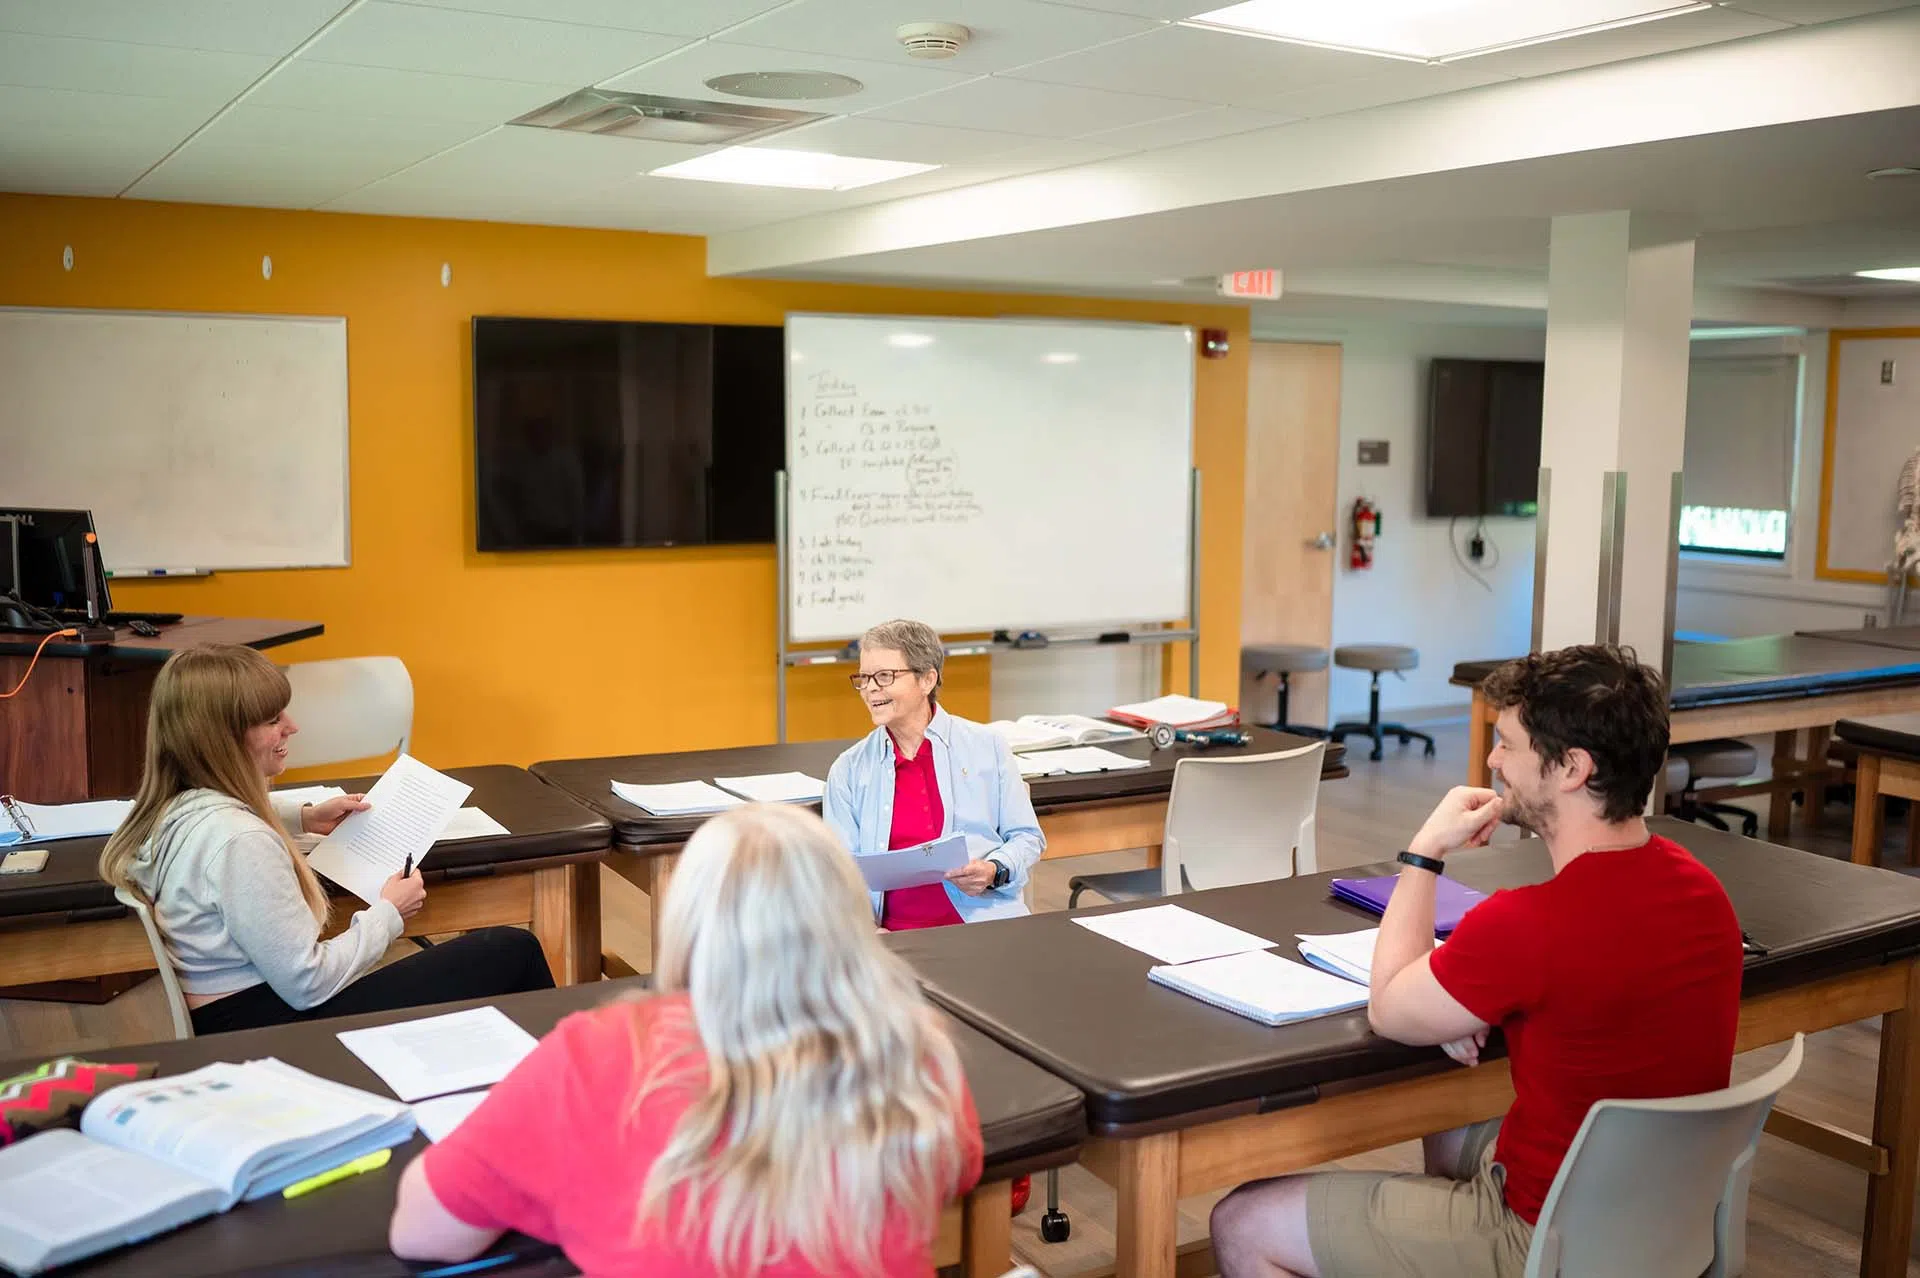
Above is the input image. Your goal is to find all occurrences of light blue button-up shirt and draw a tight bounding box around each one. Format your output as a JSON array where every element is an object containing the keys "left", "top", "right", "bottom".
[{"left": 823, "top": 705, "right": 1045, "bottom": 924}]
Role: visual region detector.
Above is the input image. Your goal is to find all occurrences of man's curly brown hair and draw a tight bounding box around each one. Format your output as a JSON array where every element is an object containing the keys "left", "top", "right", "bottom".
[{"left": 1482, "top": 645, "right": 1668, "bottom": 822}]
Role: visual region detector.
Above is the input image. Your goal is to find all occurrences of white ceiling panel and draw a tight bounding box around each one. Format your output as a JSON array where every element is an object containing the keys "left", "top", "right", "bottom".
[
  {"left": 0, "top": 33, "right": 272, "bottom": 104},
  {"left": 352, "top": 125, "right": 704, "bottom": 199},
  {"left": 129, "top": 139, "right": 436, "bottom": 207},
  {"left": 0, "top": 83, "right": 210, "bottom": 136},
  {"left": 302, "top": 1, "right": 689, "bottom": 84},
  {"left": 1724, "top": 0, "right": 1919, "bottom": 20},
  {"left": 1255, "top": 63, "right": 1511, "bottom": 120},
  {"left": 385, "top": 0, "right": 789, "bottom": 37},
  {"left": 873, "top": 75, "right": 1202, "bottom": 137},
  {"left": 771, "top": 115, "right": 1034, "bottom": 163},
  {"left": 722, "top": 0, "right": 1157, "bottom": 75},
  {"left": 1028, "top": 0, "right": 1221, "bottom": 17},
  {"left": 1078, "top": 104, "right": 1294, "bottom": 151},
  {"left": 554, "top": 174, "right": 844, "bottom": 229},
  {"left": 1461, "top": 6, "right": 1791, "bottom": 78},
  {"left": 321, "top": 181, "right": 588, "bottom": 222},
  {"left": 250, "top": 60, "right": 575, "bottom": 123},
  {"left": 0, "top": 0, "right": 343, "bottom": 54},
  {"left": 0, "top": 131, "right": 185, "bottom": 196},
  {"left": 190, "top": 104, "right": 486, "bottom": 154},
  {"left": 601, "top": 40, "right": 977, "bottom": 115},
  {"left": 1001, "top": 24, "right": 1438, "bottom": 109}
]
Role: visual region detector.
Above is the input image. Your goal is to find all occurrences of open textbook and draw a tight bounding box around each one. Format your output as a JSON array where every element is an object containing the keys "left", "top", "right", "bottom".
[
  {"left": 0, "top": 1059, "right": 413, "bottom": 1276},
  {"left": 986, "top": 714, "right": 1143, "bottom": 752}
]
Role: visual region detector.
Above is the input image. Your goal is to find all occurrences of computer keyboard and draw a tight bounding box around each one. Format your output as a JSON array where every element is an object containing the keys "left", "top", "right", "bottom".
[{"left": 54, "top": 609, "right": 184, "bottom": 626}]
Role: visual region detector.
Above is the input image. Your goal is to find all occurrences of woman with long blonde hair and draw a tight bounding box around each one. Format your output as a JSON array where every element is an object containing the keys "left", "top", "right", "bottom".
[
  {"left": 100, "top": 644, "right": 553, "bottom": 1035},
  {"left": 390, "top": 802, "right": 983, "bottom": 1276}
]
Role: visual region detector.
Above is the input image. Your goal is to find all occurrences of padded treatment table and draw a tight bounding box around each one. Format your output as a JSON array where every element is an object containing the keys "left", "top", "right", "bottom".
[
  {"left": 891, "top": 817, "right": 1920, "bottom": 1278},
  {"left": 0, "top": 766, "right": 612, "bottom": 990},
  {"left": 1800, "top": 625, "right": 1920, "bottom": 652},
  {"left": 534, "top": 726, "right": 1344, "bottom": 969},
  {"left": 5, "top": 977, "right": 1085, "bottom": 1278},
  {"left": 1452, "top": 634, "right": 1920, "bottom": 835},
  {"left": 1836, "top": 713, "right": 1920, "bottom": 866}
]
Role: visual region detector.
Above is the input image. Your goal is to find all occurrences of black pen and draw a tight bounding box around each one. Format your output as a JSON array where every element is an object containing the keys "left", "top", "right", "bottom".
[{"left": 402, "top": 853, "right": 414, "bottom": 878}]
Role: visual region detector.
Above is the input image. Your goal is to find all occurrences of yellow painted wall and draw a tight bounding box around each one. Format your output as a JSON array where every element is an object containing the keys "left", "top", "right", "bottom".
[{"left": 0, "top": 194, "right": 1250, "bottom": 766}]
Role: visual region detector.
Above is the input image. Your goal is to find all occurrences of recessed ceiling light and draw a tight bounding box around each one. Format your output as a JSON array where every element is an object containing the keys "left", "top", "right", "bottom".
[
  {"left": 1857, "top": 267, "right": 1920, "bottom": 283},
  {"left": 704, "top": 71, "right": 864, "bottom": 101},
  {"left": 650, "top": 148, "right": 936, "bottom": 191},
  {"left": 1043, "top": 351, "right": 1079, "bottom": 364},
  {"left": 1867, "top": 166, "right": 1920, "bottom": 180},
  {"left": 888, "top": 333, "right": 934, "bottom": 348},
  {"left": 1182, "top": 0, "right": 1712, "bottom": 63}
]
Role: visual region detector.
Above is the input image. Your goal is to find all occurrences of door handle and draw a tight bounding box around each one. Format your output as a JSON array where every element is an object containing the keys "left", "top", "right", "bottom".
[{"left": 1306, "top": 532, "right": 1335, "bottom": 550}]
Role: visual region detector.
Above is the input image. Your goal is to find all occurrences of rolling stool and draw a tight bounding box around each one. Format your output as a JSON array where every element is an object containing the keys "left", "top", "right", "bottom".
[
  {"left": 1241, "top": 643, "right": 1330, "bottom": 737},
  {"left": 1328, "top": 645, "right": 1435, "bottom": 762},
  {"left": 1669, "top": 738, "right": 1760, "bottom": 838}
]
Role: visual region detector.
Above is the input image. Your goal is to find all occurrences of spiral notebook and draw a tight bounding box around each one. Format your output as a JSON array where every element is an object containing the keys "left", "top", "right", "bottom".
[{"left": 1147, "top": 949, "right": 1370, "bottom": 1027}]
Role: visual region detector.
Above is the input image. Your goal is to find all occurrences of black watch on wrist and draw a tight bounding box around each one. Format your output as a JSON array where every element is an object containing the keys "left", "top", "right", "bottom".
[
  {"left": 990, "top": 860, "right": 1011, "bottom": 888},
  {"left": 1397, "top": 849, "right": 1447, "bottom": 876}
]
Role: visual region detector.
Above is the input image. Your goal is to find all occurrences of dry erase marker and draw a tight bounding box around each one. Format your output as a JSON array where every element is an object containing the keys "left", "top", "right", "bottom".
[{"left": 282, "top": 1147, "right": 391, "bottom": 1199}]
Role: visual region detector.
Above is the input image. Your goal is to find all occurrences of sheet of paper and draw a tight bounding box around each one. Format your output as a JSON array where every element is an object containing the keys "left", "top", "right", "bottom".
[
  {"left": 609, "top": 779, "right": 743, "bottom": 817},
  {"left": 14, "top": 799, "right": 133, "bottom": 841},
  {"left": 853, "top": 832, "right": 970, "bottom": 894},
  {"left": 270, "top": 785, "right": 348, "bottom": 809},
  {"left": 306, "top": 756, "right": 472, "bottom": 905},
  {"left": 1294, "top": 928, "right": 1382, "bottom": 985},
  {"left": 1013, "top": 752, "right": 1055, "bottom": 778},
  {"left": 412, "top": 1090, "right": 490, "bottom": 1143},
  {"left": 436, "top": 807, "right": 509, "bottom": 841},
  {"left": 1109, "top": 694, "right": 1230, "bottom": 725},
  {"left": 337, "top": 1007, "right": 538, "bottom": 1102},
  {"left": 1020, "top": 745, "right": 1151, "bottom": 776},
  {"left": 1153, "top": 950, "right": 1370, "bottom": 1022},
  {"left": 711, "top": 772, "right": 827, "bottom": 804},
  {"left": 1073, "top": 903, "right": 1277, "bottom": 965}
]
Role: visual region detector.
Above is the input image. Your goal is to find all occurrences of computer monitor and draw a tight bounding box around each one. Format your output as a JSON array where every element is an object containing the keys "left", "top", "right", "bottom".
[{"left": 0, "top": 508, "right": 111, "bottom": 614}]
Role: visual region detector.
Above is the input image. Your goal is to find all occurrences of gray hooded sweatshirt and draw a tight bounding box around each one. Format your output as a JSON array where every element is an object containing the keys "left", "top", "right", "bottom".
[{"left": 126, "top": 789, "right": 403, "bottom": 1009}]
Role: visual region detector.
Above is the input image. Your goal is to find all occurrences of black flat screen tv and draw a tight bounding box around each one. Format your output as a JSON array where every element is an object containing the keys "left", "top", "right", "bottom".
[
  {"left": 473, "top": 317, "right": 785, "bottom": 551},
  {"left": 1425, "top": 357, "right": 1543, "bottom": 518}
]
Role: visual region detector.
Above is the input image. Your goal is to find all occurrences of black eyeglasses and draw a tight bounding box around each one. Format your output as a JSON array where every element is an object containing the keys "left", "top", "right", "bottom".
[{"left": 849, "top": 669, "right": 916, "bottom": 690}]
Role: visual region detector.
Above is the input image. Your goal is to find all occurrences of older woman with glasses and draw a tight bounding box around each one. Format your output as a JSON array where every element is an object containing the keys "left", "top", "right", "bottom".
[{"left": 824, "top": 618, "right": 1044, "bottom": 933}]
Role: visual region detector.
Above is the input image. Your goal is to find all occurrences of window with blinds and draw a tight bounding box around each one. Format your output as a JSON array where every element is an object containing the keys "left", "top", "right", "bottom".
[{"left": 1679, "top": 353, "right": 1800, "bottom": 559}]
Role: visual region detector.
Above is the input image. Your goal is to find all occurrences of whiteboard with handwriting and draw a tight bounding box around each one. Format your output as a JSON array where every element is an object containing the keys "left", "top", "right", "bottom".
[{"left": 784, "top": 314, "right": 1194, "bottom": 644}]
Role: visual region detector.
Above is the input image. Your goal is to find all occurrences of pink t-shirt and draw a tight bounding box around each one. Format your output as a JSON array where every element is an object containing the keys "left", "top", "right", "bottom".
[{"left": 422, "top": 994, "right": 983, "bottom": 1277}]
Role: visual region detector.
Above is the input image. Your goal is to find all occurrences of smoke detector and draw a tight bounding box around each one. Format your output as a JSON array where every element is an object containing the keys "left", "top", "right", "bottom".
[{"left": 896, "top": 21, "right": 970, "bottom": 59}]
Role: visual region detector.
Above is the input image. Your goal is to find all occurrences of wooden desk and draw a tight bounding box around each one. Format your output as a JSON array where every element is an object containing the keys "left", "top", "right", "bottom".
[
  {"left": 894, "top": 818, "right": 1920, "bottom": 1278},
  {"left": 1836, "top": 714, "right": 1920, "bottom": 867},
  {"left": 9, "top": 977, "right": 1085, "bottom": 1278},
  {"left": 0, "top": 615, "right": 323, "bottom": 803},
  {"left": 0, "top": 766, "right": 611, "bottom": 989},
  {"left": 1453, "top": 635, "right": 1920, "bottom": 838},
  {"left": 533, "top": 728, "right": 1344, "bottom": 966}
]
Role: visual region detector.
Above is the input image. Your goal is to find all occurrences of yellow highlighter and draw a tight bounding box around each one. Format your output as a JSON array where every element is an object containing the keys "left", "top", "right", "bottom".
[{"left": 282, "top": 1147, "right": 392, "bottom": 1199}]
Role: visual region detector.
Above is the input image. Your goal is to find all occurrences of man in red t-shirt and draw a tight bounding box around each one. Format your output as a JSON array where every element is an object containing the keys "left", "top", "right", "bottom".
[{"left": 1211, "top": 644, "right": 1743, "bottom": 1278}]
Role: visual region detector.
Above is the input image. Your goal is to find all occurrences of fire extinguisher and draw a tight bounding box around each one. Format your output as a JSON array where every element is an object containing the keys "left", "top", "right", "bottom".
[{"left": 1350, "top": 497, "right": 1379, "bottom": 570}]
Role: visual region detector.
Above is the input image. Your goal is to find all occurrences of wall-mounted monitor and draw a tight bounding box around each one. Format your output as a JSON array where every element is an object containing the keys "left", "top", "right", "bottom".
[{"left": 1425, "top": 357, "right": 1543, "bottom": 518}]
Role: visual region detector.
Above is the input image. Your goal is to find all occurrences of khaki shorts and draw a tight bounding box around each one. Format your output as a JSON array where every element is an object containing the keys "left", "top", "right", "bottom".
[{"left": 1305, "top": 1118, "right": 1534, "bottom": 1278}]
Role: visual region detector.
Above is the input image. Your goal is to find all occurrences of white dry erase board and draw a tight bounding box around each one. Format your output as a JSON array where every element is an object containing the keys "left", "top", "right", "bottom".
[
  {"left": 0, "top": 308, "right": 350, "bottom": 572},
  {"left": 783, "top": 314, "right": 1195, "bottom": 644}
]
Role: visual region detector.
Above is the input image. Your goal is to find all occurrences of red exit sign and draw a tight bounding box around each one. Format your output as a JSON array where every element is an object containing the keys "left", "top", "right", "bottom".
[{"left": 1218, "top": 269, "right": 1281, "bottom": 300}]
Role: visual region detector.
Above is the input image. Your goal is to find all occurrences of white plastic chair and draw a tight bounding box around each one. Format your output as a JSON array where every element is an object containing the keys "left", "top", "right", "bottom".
[
  {"left": 281, "top": 657, "right": 414, "bottom": 770},
  {"left": 1067, "top": 742, "right": 1326, "bottom": 907},
  {"left": 113, "top": 887, "right": 193, "bottom": 1040},
  {"left": 1524, "top": 1033, "right": 1805, "bottom": 1277}
]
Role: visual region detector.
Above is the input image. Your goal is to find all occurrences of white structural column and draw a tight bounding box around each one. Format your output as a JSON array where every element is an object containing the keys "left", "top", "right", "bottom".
[{"left": 1536, "top": 211, "right": 1695, "bottom": 666}]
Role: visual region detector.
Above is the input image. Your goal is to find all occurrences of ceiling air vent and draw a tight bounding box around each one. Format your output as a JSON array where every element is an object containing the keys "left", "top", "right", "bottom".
[{"left": 510, "top": 89, "right": 822, "bottom": 146}]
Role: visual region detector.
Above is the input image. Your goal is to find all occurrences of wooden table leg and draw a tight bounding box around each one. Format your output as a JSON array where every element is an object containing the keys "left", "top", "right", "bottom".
[
  {"left": 1467, "top": 690, "right": 1493, "bottom": 787},
  {"left": 1115, "top": 1131, "right": 1180, "bottom": 1278},
  {"left": 1769, "top": 729, "right": 1799, "bottom": 839},
  {"left": 960, "top": 1179, "right": 1012, "bottom": 1278},
  {"left": 647, "top": 853, "right": 676, "bottom": 970},
  {"left": 1863, "top": 958, "right": 1920, "bottom": 1278},
  {"left": 531, "top": 860, "right": 601, "bottom": 985},
  {"left": 1853, "top": 752, "right": 1885, "bottom": 868}
]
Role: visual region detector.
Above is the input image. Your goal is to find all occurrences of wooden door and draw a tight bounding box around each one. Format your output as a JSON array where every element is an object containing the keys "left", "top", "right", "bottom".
[{"left": 1240, "top": 341, "right": 1343, "bottom": 728}]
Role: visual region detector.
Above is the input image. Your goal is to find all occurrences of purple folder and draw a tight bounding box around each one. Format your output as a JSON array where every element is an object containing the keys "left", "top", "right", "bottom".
[{"left": 1329, "top": 874, "right": 1488, "bottom": 936}]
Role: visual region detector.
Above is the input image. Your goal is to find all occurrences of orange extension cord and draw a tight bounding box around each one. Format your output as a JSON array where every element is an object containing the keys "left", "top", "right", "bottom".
[{"left": 0, "top": 628, "right": 79, "bottom": 699}]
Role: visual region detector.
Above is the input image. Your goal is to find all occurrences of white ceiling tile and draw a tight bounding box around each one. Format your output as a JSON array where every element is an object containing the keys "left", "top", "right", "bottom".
[
  {"left": 0, "top": 131, "right": 177, "bottom": 195},
  {"left": 1027, "top": 0, "right": 1220, "bottom": 17},
  {"left": 1077, "top": 104, "right": 1292, "bottom": 150},
  {"left": 771, "top": 115, "right": 1033, "bottom": 163},
  {"left": 129, "top": 139, "right": 437, "bottom": 207},
  {"left": 321, "top": 182, "right": 585, "bottom": 222},
  {"left": 1722, "top": 0, "right": 1918, "bottom": 21},
  {"left": 191, "top": 104, "right": 487, "bottom": 153},
  {"left": 1460, "top": 7, "right": 1792, "bottom": 78},
  {"left": 251, "top": 61, "right": 576, "bottom": 123},
  {"left": 0, "top": 33, "right": 272, "bottom": 103},
  {"left": 722, "top": 0, "right": 1157, "bottom": 75},
  {"left": 1255, "top": 63, "right": 1510, "bottom": 120},
  {"left": 0, "top": 0, "right": 344, "bottom": 54},
  {"left": 601, "top": 40, "right": 976, "bottom": 115},
  {"left": 872, "top": 75, "right": 1202, "bottom": 137},
  {"left": 558, "top": 173, "right": 844, "bottom": 227},
  {"left": 382, "top": 0, "right": 788, "bottom": 36},
  {"left": 302, "top": 1, "right": 689, "bottom": 84},
  {"left": 358, "top": 125, "right": 704, "bottom": 198},
  {"left": 1001, "top": 24, "right": 1436, "bottom": 110},
  {"left": 0, "top": 84, "right": 210, "bottom": 135}
]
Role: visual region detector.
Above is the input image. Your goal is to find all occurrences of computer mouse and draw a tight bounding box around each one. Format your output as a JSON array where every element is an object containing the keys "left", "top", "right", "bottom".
[{"left": 128, "top": 620, "right": 161, "bottom": 637}]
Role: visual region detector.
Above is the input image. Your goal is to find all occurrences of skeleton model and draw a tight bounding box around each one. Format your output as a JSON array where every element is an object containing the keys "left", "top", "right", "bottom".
[{"left": 1893, "top": 450, "right": 1920, "bottom": 623}]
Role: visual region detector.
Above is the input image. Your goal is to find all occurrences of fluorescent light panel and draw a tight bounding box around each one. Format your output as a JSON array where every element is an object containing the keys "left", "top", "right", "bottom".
[
  {"left": 1857, "top": 267, "right": 1920, "bottom": 282},
  {"left": 1182, "top": 0, "right": 1712, "bottom": 63},
  {"left": 650, "top": 147, "right": 935, "bottom": 191}
]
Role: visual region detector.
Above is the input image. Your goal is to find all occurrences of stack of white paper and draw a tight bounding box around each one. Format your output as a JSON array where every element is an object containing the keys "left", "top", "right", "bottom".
[
  {"left": 1295, "top": 928, "right": 1381, "bottom": 985},
  {"left": 270, "top": 785, "right": 348, "bottom": 808},
  {"left": 610, "top": 780, "right": 743, "bottom": 817},
  {"left": 306, "top": 755, "right": 473, "bottom": 905},
  {"left": 1019, "top": 746, "right": 1152, "bottom": 777},
  {"left": 1072, "top": 904, "right": 1276, "bottom": 965},
  {"left": 437, "top": 808, "right": 510, "bottom": 841},
  {"left": 1149, "top": 950, "right": 1370, "bottom": 1027},
  {"left": 712, "top": 772, "right": 827, "bottom": 804},
  {"left": 337, "top": 1007, "right": 538, "bottom": 1102},
  {"left": 1108, "top": 695, "right": 1235, "bottom": 728}
]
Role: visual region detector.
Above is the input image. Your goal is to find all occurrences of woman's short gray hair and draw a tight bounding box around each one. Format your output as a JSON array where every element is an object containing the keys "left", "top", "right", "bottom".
[{"left": 860, "top": 619, "right": 945, "bottom": 689}]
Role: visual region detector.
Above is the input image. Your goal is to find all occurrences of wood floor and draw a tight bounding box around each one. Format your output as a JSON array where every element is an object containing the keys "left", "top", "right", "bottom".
[{"left": 6, "top": 719, "right": 1919, "bottom": 1276}]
